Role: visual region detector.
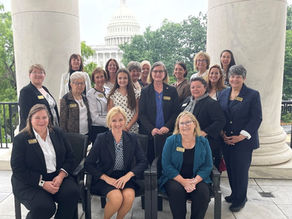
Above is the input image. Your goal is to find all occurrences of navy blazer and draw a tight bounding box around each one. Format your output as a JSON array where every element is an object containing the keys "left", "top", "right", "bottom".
[
  {"left": 19, "top": 82, "right": 59, "bottom": 131},
  {"left": 10, "top": 127, "right": 75, "bottom": 200},
  {"left": 85, "top": 131, "right": 148, "bottom": 181},
  {"left": 138, "top": 83, "right": 179, "bottom": 135},
  {"left": 218, "top": 84, "right": 262, "bottom": 149}
]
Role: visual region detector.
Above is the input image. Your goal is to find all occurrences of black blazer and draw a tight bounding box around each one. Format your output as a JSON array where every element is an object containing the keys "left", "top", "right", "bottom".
[
  {"left": 138, "top": 83, "right": 179, "bottom": 135},
  {"left": 218, "top": 84, "right": 262, "bottom": 149},
  {"left": 10, "top": 127, "right": 75, "bottom": 200},
  {"left": 19, "top": 82, "right": 59, "bottom": 131},
  {"left": 181, "top": 95, "right": 226, "bottom": 139},
  {"left": 85, "top": 131, "right": 148, "bottom": 181}
]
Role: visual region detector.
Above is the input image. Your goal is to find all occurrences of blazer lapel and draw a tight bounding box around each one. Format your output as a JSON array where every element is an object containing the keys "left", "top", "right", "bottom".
[
  {"left": 27, "top": 134, "right": 47, "bottom": 172},
  {"left": 107, "top": 131, "right": 116, "bottom": 162},
  {"left": 149, "top": 83, "right": 157, "bottom": 111},
  {"left": 122, "top": 132, "right": 132, "bottom": 168},
  {"left": 49, "top": 129, "right": 61, "bottom": 169},
  {"left": 229, "top": 84, "right": 248, "bottom": 115},
  {"left": 162, "top": 83, "right": 169, "bottom": 117}
]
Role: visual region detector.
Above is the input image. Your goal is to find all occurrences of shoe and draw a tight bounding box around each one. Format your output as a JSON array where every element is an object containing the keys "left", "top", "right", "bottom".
[
  {"left": 229, "top": 199, "right": 247, "bottom": 212},
  {"left": 225, "top": 195, "right": 233, "bottom": 203}
]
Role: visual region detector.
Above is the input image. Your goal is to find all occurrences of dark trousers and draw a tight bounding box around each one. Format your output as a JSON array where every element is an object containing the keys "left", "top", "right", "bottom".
[
  {"left": 22, "top": 176, "right": 79, "bottom": 219},
  {"left": 208, "top": 138, "right": 223, "bottom": 171},
  {"left": 165, "top": 179, "right": 210, "bottom": 219},
  {"left": 222, "top": 142, "right": 253, "bottom": 205}
]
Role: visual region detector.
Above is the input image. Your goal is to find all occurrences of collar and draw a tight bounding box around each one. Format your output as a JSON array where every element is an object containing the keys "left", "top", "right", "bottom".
[{"left": 32, "top": 127, "right": 49, "bottom": 141}]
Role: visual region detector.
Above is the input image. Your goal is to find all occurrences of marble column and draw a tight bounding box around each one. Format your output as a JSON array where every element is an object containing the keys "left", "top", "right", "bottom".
[
  {"left": 11, "top": 0, "right": 81, "bottom": 99},
  {"left": 207, "top": 0, "right": 292, "bottom": 168}
]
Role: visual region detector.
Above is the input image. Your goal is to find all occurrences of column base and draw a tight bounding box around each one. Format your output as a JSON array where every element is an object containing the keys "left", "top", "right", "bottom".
[
  {"left": 249, "top": 158, "right": 292, "bottom": 179},
  {"left": 252, "top": 129, "right": 292, "bottom": 165}
]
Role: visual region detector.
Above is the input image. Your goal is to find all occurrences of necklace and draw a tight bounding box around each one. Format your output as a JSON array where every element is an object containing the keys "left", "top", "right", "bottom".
[{"left": 75, "top": 98, "right": 83, "bottom": 107}]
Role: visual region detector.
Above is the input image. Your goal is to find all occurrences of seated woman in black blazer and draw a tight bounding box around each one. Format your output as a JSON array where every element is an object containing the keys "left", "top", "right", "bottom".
[
  {"left": 85, "top": 106, "right": 148, "bottom": 219},
  {"left": 11, "top": 104, "right": 79, "bottom": 219},
  {"left": 19, "top": 64, "right": 59, "bottom": 131},
  {"left": 139, "top": 61, "right": 179, "bottom": 162}
]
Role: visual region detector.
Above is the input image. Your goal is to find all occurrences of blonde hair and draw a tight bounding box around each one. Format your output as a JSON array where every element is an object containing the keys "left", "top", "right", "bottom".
[
  {"left": 29, "top": 64, "right": 45, "bottom": 75},
  {"left": 173, "top": 111, "right": 201, "bottom": 136},
  {"left": 141, "top": 60, "right": 151, "bottom": 69},
  {"left": 21, "top": 104, "right": 52, "bottom": 136},
  {"left": 193, "top": 51, "right": 210, "bottom": 71},
  {"left": 106, "top": 106, "right": 127, "bottom": 129}
]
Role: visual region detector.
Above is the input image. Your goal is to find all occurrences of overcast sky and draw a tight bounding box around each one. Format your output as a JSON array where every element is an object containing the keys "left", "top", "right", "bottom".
[
  {"left": 0, "top": 0, "right": 206, "bottom": 45},
  {"left": 1, "top": 0, "right": 291, "bottom": 45},
  {"left": 79, "top": 0, "right": 207, "bottom": 45}
]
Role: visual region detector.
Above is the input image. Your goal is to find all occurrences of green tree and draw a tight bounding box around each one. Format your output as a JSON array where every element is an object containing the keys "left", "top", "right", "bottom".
[
  {"left": 287, "top": 5, "right": 292, "bottom": 30},
  {"left": 120, "top": 13, "right": 207, "bottom": 75},
  {"left": 0, "top": 4, "right": 16, "bottom": 101},
  {"left": 283, "top": 30, "right": 292, "bottom": 100},
  {"left": 81, "top": 41, "right": 97, "bottom": 77}
]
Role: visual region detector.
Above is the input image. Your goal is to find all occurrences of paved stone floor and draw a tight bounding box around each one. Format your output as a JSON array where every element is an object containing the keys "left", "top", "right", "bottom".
[{"left": 1, "top": 171, "right": 292, "bottom": 219}]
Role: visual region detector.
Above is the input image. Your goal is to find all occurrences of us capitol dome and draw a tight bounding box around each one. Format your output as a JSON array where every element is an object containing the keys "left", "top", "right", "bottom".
[{"left": 91, "top": 0, "right": 140, "bottom": 68}]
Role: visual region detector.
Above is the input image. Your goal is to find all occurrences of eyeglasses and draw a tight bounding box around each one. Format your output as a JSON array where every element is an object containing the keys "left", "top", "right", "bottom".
[
  {"left": 152, "top": 70, "right": 164, "bottom": 74},
  {"left": 179, "top": 120, "right": 193, "bottom": 126},
  {"left": 31, "top": 71, "right": 45, "bottom": 75},
  {"left": 197, "top": 59, "right": 206, "bottom": 63},
  {"left": 73, "top": 82, "right": 85, "bottom": 86}
]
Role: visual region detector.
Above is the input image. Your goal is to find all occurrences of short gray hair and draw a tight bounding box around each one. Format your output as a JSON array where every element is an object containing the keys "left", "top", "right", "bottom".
[
  {"left": 229, "top": 65, "right": 247, "bottom": 79},
  {"left": 127, "top": 61, "right": 141, "bottom": 72},
  {"left": 70, "top": 71, "right": 85, "bottom": 82}
]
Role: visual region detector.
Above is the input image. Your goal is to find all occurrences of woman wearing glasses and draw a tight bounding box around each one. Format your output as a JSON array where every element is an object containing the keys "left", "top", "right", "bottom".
[
  {"left": 159, "top": 111, "right": 213, "bottom": 219},
  {"left": 19, "top": 64, "right": 59, "bottom": 131},
  {"left": 87, "top": 67, "right": 110, "bottom": 143},
  {"left": 139, "top": 61, "right": 179, "bottom": 162},
  {"left": 190, "top": 51, "right": 211, "bottom": 81},
  {"left": 60, "top": 72, "right": 91, "bottom": 135}
]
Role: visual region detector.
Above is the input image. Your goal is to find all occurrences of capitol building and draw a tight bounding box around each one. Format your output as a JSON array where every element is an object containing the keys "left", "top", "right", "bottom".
[{"left": 90, "top": 0, "right": 140, "bottom": 68}]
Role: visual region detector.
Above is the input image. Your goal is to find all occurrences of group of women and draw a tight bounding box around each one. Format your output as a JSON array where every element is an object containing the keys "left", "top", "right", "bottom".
[{"left": 11, "top": 49, "right": 262, "bottom": 219}]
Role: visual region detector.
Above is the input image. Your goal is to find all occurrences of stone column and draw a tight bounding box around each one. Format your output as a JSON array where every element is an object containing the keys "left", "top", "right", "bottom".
[
  {"left": 11, "top": 0, "right": 81, "bottom": 99},
  {"left": 207, "top": 0, "right": 292, "bottom": 177}
]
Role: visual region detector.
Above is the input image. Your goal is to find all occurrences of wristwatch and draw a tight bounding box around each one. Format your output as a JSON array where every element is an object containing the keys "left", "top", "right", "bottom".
[{"left": 39, "top": 179, "right": 45, "bottom": 187}]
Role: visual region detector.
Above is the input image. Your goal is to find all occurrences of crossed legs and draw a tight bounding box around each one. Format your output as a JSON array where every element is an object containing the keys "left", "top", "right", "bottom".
[{"left": 104, "top": 188, "right": 135, "bottom": 219}]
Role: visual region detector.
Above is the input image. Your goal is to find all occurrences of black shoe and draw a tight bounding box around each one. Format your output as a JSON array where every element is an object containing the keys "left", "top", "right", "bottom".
[
  {"left": 225, "top": 195, "right": 233, "bottom": 203},
  {"left": 229, "top": 199, "right": 247, "bottom": 212}
]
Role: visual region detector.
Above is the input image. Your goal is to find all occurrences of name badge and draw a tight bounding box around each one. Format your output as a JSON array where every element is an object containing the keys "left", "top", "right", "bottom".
[
  {"left": 163, "top": 96, "right": 171, "bottom": 101},
  {"left": 69, "top": 103, "right": 77, "bottom": 108},
  {"left": 28, "top": 139, "right": 37, "bottom": 144},
  {"left": 98, "top": 94, "right": 104, "bottom": 98},
  {"left": 235, "top": 96, "right": 243, "bottom": 102},
  {"left": 176, "top": 147, "right": 185, "bottom": 152},
  {"left": 37, "top": 95, "right": 44, "bottom": 99}
]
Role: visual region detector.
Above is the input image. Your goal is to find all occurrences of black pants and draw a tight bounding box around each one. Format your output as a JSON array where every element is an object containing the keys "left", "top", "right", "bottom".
[
  {"left": 22, "top": 176, "right": 79, "bottom": 219},
  {"left": 222, "top": 142, "right": 253, "bottom": 205},
  {"left": 165, "top": 179, "right": 210, "bottom": 219}
]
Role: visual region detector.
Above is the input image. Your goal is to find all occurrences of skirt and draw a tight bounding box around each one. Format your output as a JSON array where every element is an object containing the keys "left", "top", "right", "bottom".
[{"left": 90, "top": 170, "right": 138, "bottom": 197}]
